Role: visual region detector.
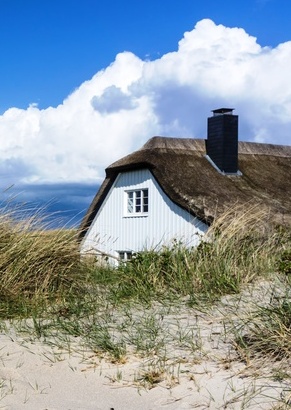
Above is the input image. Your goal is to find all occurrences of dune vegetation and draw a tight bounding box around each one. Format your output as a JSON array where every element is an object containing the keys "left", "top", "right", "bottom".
[{"left": 0, "top": 204, "right": 290, "bottom": 407}]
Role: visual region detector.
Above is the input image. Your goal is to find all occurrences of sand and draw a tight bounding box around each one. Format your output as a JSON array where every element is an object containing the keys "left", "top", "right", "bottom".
[
  {"left": 0, "top": 331, "right": 288, "bottom": 409},
  {"left": 0, "top": 284, "right": 290, "bottom": 409}
]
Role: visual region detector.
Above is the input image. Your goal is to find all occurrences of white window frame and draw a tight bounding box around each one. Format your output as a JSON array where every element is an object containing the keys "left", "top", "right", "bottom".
[
  {"left": 118, "top": 251, "right": 133, "bottom": 262},
  {"left": 125, "top": 188, "right": 149, "bottom": 216}
]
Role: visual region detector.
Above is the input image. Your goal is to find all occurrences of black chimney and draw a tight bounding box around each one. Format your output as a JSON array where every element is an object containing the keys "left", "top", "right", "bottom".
[{"left": 206, "top": 108, "right": 238, "bottom": 174}]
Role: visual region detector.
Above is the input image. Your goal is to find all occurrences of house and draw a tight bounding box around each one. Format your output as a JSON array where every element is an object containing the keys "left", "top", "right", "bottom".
[{"left": 79, "top": 108, "right": 291, "bottom": 263}]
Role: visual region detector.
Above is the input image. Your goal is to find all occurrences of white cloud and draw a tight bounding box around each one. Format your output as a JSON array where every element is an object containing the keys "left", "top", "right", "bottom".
[
  {"left": 91, "top": 85, "right": 138, "bottom": 113},
  {"left": 1, "top": 19, "right": 291, "bottom": 186}
]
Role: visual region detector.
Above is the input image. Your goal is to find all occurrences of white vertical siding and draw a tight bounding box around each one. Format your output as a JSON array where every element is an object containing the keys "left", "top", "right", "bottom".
[{"left": 81, "top": 169, "right": 208, "bottom": 258}]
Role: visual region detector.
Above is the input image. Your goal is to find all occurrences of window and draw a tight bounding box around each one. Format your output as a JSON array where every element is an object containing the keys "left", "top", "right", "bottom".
[
  {"left": 118, "top": 251, "right": 133, "bottom": 262},
  {"left": 126, "top": 189, "right": 148, "bottom": 214}
]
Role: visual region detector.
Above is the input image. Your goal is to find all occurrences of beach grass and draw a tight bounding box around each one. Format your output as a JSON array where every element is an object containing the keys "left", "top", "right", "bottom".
[{"left": 0, "top": 204, "right": 290, "bottom": 407}]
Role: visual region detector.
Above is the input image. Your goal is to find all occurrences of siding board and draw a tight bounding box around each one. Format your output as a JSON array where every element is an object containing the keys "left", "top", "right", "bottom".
[{"left": 81, "top": 169, "right": 208, "bottom": 259}]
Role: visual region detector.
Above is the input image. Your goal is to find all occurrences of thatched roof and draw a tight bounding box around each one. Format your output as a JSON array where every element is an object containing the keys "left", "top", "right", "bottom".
[{"left": 79, "top": 137, "right": 291, "bottom": 238}]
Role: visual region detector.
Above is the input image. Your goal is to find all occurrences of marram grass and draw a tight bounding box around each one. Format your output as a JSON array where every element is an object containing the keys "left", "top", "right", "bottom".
[
  {"left": 0, "top": 202, "right": 290, "bottom": 333},
  {"left": 0, "top": 209, "right": 86, "bottom": 317},
  {"left": 93, "top": 204, "right": 288, "bottom": 305},
  {"left": 1, "top": 203, "right": 291, "bottom": 398}
]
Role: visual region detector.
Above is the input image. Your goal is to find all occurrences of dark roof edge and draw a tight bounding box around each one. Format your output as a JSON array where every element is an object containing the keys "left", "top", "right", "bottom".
[
  {"left": 149, "top": 166, "right": 213, "bottom": 224},
  {"left": 78, "top": 176, "right": 113, "bottom": 241}
]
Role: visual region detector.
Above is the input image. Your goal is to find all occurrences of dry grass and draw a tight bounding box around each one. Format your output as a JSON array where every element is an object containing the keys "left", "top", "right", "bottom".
[
  {"left": 0, "top": 203, "right": 290, "bottom": 408},
  {"left": 95, "top": 204, "right": 286, "bottom": 305},
  {"left": 0, "top": 209, "right": 84, "bottom": 317}
]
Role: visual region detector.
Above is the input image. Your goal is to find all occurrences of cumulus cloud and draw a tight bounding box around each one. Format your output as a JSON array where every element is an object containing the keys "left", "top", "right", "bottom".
[
  {"left": 91, "top": 85, "right": 138, "bottom": 113},
  {"left": 1, "top": 18, "right": 291, "bottom": 188}
]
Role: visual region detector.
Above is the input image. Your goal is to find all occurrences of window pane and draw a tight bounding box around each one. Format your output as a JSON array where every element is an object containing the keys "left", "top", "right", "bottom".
[
  {"left": 135, "top": 191, "right": 141, "bottom": 212},
  {"left": 126, "top": 252, "right": 132, "bottom": 260},
  {"left": 142, "top": 189, "right": 148, "bottom": 212},
  {"left": 127, "top": 192, "right": 134, "bottom": 213},
  {"left": 128, "top": 199, "right": 133, "bottom": 213},
  {"left": 119, "top": 252, "right": 125, "bottom": 260}
]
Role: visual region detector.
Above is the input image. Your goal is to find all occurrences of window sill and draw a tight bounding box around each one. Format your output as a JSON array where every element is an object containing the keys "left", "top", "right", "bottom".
[{"left": 123, "top": 213, "right": 149, "bottom": 218}]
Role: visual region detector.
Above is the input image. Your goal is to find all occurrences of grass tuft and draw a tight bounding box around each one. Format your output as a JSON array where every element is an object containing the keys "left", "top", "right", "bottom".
[
  {"left": 0, "top": 208, "right": 86, "bottom": 317},
  {"left": 91, "top": 204, "right": 286, "bottom": 305},
  {"left": 234, "top": 284, "right": 291, "bottom": 364}
]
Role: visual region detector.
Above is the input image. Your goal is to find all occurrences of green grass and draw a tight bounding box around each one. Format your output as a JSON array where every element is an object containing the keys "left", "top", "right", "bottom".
[
  {"left": 0, "top": 208, "right": 88, "bottom": 318},
  {"left": 0, "top": 203, "right": 289, "bottom": 316},
  {"left": 233, "top": 277, "right": 291, "bottom": 366},
  {"left": 90, "top": 204, "right": 286, "bottom": 306},
  {"left": 0, "top": 203, "right": 290, "bottom": 394}
]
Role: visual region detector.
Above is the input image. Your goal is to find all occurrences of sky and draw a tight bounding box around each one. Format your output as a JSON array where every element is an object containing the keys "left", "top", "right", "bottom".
[{"left": 1, "top": 0, "right": 291, "bottom": 226}]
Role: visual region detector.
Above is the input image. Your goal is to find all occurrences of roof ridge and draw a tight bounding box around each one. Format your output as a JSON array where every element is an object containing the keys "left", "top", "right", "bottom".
[{"left": 140, "top": 136, "right": 291, "bottom": 157}]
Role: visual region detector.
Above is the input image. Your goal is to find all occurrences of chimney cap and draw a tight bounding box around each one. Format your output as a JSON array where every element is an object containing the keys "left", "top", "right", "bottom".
[{"left": 212, "top": 108, "right": 234, "bottom": 116}]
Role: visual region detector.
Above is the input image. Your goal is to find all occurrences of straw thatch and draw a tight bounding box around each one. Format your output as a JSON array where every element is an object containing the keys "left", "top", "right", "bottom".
[{"left": 79, "top": 137, "right": 291, "bottom": 238}]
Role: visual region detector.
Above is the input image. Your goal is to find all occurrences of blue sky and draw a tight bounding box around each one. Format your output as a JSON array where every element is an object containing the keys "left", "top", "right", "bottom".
[
  {"left": 1, "top": 0, "right": 291, "bottom": 226},
  {"left": 1, "top": 0, "right": 290, "bottom": 112}
]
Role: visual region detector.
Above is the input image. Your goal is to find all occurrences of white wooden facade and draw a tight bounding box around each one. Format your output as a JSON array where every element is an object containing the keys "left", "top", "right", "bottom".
[{"left": 80, "top": 169, "right": 208, "bottom": 263}]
